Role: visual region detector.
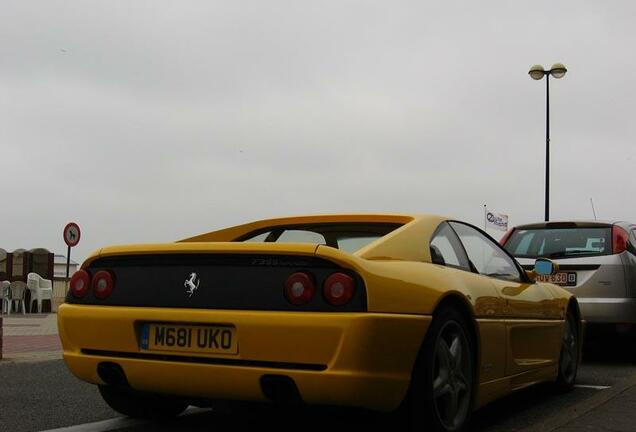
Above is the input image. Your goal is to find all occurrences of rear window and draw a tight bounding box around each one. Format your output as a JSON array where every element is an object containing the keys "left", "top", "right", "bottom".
[
  {"left": 237, "top": 223, "right": 402, "bottom": 253},
  {"left": 504, "top": 227, "right": 612, "bottom": 259}
]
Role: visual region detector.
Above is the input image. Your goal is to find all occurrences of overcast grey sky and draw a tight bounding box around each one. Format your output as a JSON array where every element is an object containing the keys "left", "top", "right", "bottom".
[{"left": 2, "top": 1, "right": 635, "bottom": 262}]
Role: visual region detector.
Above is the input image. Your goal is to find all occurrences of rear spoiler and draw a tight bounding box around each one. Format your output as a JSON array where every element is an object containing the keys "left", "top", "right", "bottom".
[
  {"left": 515, "top": 221, "right": 614, "bottom": 230},
  {"left": 82, "top": 242, "right": 322, "bottom": 269}
]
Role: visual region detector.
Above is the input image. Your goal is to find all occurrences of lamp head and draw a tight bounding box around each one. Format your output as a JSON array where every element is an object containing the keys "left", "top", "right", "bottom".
[
  {"left": 528, "top": 64, "right": 546, "bottom": 80},
  {"left": 549, "top": 63, "right": 567, "bottom": 79}
]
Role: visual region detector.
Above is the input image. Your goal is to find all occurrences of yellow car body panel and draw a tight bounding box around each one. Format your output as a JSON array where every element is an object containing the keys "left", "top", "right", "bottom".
[
  {"left": 58, "top": 213, "right": 577, "bottom": 413},
  {"left": 59, "top": 304, "right": 431, "bottom": 411}
]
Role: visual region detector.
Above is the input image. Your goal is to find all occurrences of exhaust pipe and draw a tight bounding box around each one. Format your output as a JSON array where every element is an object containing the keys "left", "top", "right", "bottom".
[
  {"left": 97, "top": 362, "right": 130, "bottom": 388},
  {"left": 260, "top": 374, "right": 303, "bottom": 405}
]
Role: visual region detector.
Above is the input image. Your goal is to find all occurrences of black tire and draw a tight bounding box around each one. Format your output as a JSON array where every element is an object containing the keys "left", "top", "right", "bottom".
[
  {"left": 555, "top": 309, "right": 580, "bottom": 391},
  {"left": 98, "top": 385, "right": 189, "bottom": 419},
  {"left": 404, "top": 307, "right": 475, "bottom": 432}
]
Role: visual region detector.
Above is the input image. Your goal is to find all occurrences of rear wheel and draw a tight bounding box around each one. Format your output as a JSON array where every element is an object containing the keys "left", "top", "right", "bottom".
[
  {"left": 405, "top": 307, "right": 475, "bottom": 432},
  {"left": 555, "top": 309, "right": 580, "bottom": 391},
  {"left": 98, "top": 385, "right": 189, "bottom": 419}
]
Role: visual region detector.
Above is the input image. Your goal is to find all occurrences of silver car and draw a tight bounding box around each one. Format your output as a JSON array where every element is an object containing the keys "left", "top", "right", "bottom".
[{"left": 501, "top": 220, "right": 636, "bottom": 332}]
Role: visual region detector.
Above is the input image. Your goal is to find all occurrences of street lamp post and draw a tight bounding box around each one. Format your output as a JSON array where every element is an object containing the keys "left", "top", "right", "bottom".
[{"left": 528, "top": 63, "right": 567, "bottom": 222}]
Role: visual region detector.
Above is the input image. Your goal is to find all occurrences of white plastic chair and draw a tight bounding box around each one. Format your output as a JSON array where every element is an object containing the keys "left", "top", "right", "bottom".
[
  {"left": 1, "top": 280, "right": 11, "bottom": 314},
  {"left": 7, "top": 281, "right": 26, "bottom": 315},
  {"left": 27, "top": 272, "right": 53, "bottom": 313}
]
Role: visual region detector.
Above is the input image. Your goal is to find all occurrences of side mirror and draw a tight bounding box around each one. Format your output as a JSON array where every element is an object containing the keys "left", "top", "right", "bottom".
[
  {"left": 525, "top": 258, "right": 559, "bottom": 282},
  {"left": 534, "top": 258, "right": 558, "bottom": 276}
]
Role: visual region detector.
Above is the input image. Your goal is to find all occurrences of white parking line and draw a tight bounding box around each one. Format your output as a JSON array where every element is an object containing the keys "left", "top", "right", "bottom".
[
  {"left": 574, "top": 384, "right": 612, "bottom": 390},
  {"left": 37, "top": 407, "right": 211, "bottom": 432},
  {"left": 37, "top": 417, "right": 144, "bottom": 432}
]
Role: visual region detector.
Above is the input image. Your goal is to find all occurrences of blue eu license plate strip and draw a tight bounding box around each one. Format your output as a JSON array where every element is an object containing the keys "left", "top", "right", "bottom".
[{"left": 140, "top": 324, "right": 150, "bottom": 350}]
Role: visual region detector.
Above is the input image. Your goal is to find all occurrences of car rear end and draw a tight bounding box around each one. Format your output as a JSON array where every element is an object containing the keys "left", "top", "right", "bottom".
[
  {"left": 58, "top": 242, "right": 430, "bottom": 411},
  {"left": 502, "top": 221, "right": 636, "bottom": 333}
]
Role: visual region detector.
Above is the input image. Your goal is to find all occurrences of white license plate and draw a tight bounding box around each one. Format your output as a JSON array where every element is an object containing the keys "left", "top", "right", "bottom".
[
  {"left": 537, "top": 272, "right": 577, "bottom": 286},
  {"left": 140, "top": 323, "right": 238, "bottom": 355}
]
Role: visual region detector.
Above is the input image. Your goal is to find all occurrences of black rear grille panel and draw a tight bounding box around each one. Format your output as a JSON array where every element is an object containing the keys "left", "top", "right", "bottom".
[{"left": 67, "top": 254, "right": 367, "bottom": 312}]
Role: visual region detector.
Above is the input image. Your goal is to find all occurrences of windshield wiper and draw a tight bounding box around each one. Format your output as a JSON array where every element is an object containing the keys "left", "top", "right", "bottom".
[{"left": 547, "top": 250, "right": 598, "bottom": 259}]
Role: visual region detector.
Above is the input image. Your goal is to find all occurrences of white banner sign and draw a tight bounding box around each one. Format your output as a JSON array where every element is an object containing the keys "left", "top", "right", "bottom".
[{"left": 485, "top": 209, "right": 508, "bottom": 232}]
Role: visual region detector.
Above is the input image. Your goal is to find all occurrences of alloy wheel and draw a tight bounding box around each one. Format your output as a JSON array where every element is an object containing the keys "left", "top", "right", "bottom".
[
  {"left": 431, "top": 320, "right": 472, "bottom": 431},
  {"left": 560, "top": 316, "right": 578, "bottom": 384}
]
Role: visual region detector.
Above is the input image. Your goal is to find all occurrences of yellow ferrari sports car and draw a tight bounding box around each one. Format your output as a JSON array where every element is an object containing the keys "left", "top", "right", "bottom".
[{"left": 58, "top": 214, "right": 581, "bottom": 431}]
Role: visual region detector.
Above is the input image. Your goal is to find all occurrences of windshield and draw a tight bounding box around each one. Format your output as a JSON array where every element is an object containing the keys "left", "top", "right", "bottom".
[{"left": 504, "top": 227, "right": 612, "bottom": 259}]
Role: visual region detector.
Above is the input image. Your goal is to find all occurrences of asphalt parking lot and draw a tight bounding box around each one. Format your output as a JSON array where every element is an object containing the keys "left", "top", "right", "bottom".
[{"left": 1, "top": 337, "right": 634, "bottom": 432}]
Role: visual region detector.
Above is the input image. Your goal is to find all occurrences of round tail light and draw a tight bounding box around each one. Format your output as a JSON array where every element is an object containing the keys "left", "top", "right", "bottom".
[
  {"left": 323, "top": 273, "right": 355, "bottom": 306},
  {"left": 69, "top": 270, "right": 91, "bottom": 298},
  {"left": 284, "top": 272, "right": 315, "bottom": 305},
  {"left": 92, "top": 270, "right": 115, "bottom": 299}
]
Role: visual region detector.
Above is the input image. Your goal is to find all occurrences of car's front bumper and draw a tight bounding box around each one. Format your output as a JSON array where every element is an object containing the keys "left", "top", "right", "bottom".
[
  {"left": 58, "top": 304, "right": 431, "bottom": 411},
  {"left": 577, "top": 298, "right": 636, "bottom": 324}
]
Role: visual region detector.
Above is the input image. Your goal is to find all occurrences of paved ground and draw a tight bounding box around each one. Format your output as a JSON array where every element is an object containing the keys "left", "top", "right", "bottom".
[
  {"left": 1, "top": 358, "right": 635, "bottom": 432},
  {"left": 554, "top": 380, "right": 636, "bottom": 432},
  {"left": 1, "top": 314, "right": 62, "bottom": 362},
  {"left": 1, "top": 315, "right": 635, "bottom": 431}
]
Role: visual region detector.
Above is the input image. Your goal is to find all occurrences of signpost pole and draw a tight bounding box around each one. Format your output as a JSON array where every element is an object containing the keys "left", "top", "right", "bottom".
[
  {"left": 65, "top": 244, "right": 71, "bottom": 295},
  {"left": 66, "top": 245, "right": 71, "bottom": 280}
]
